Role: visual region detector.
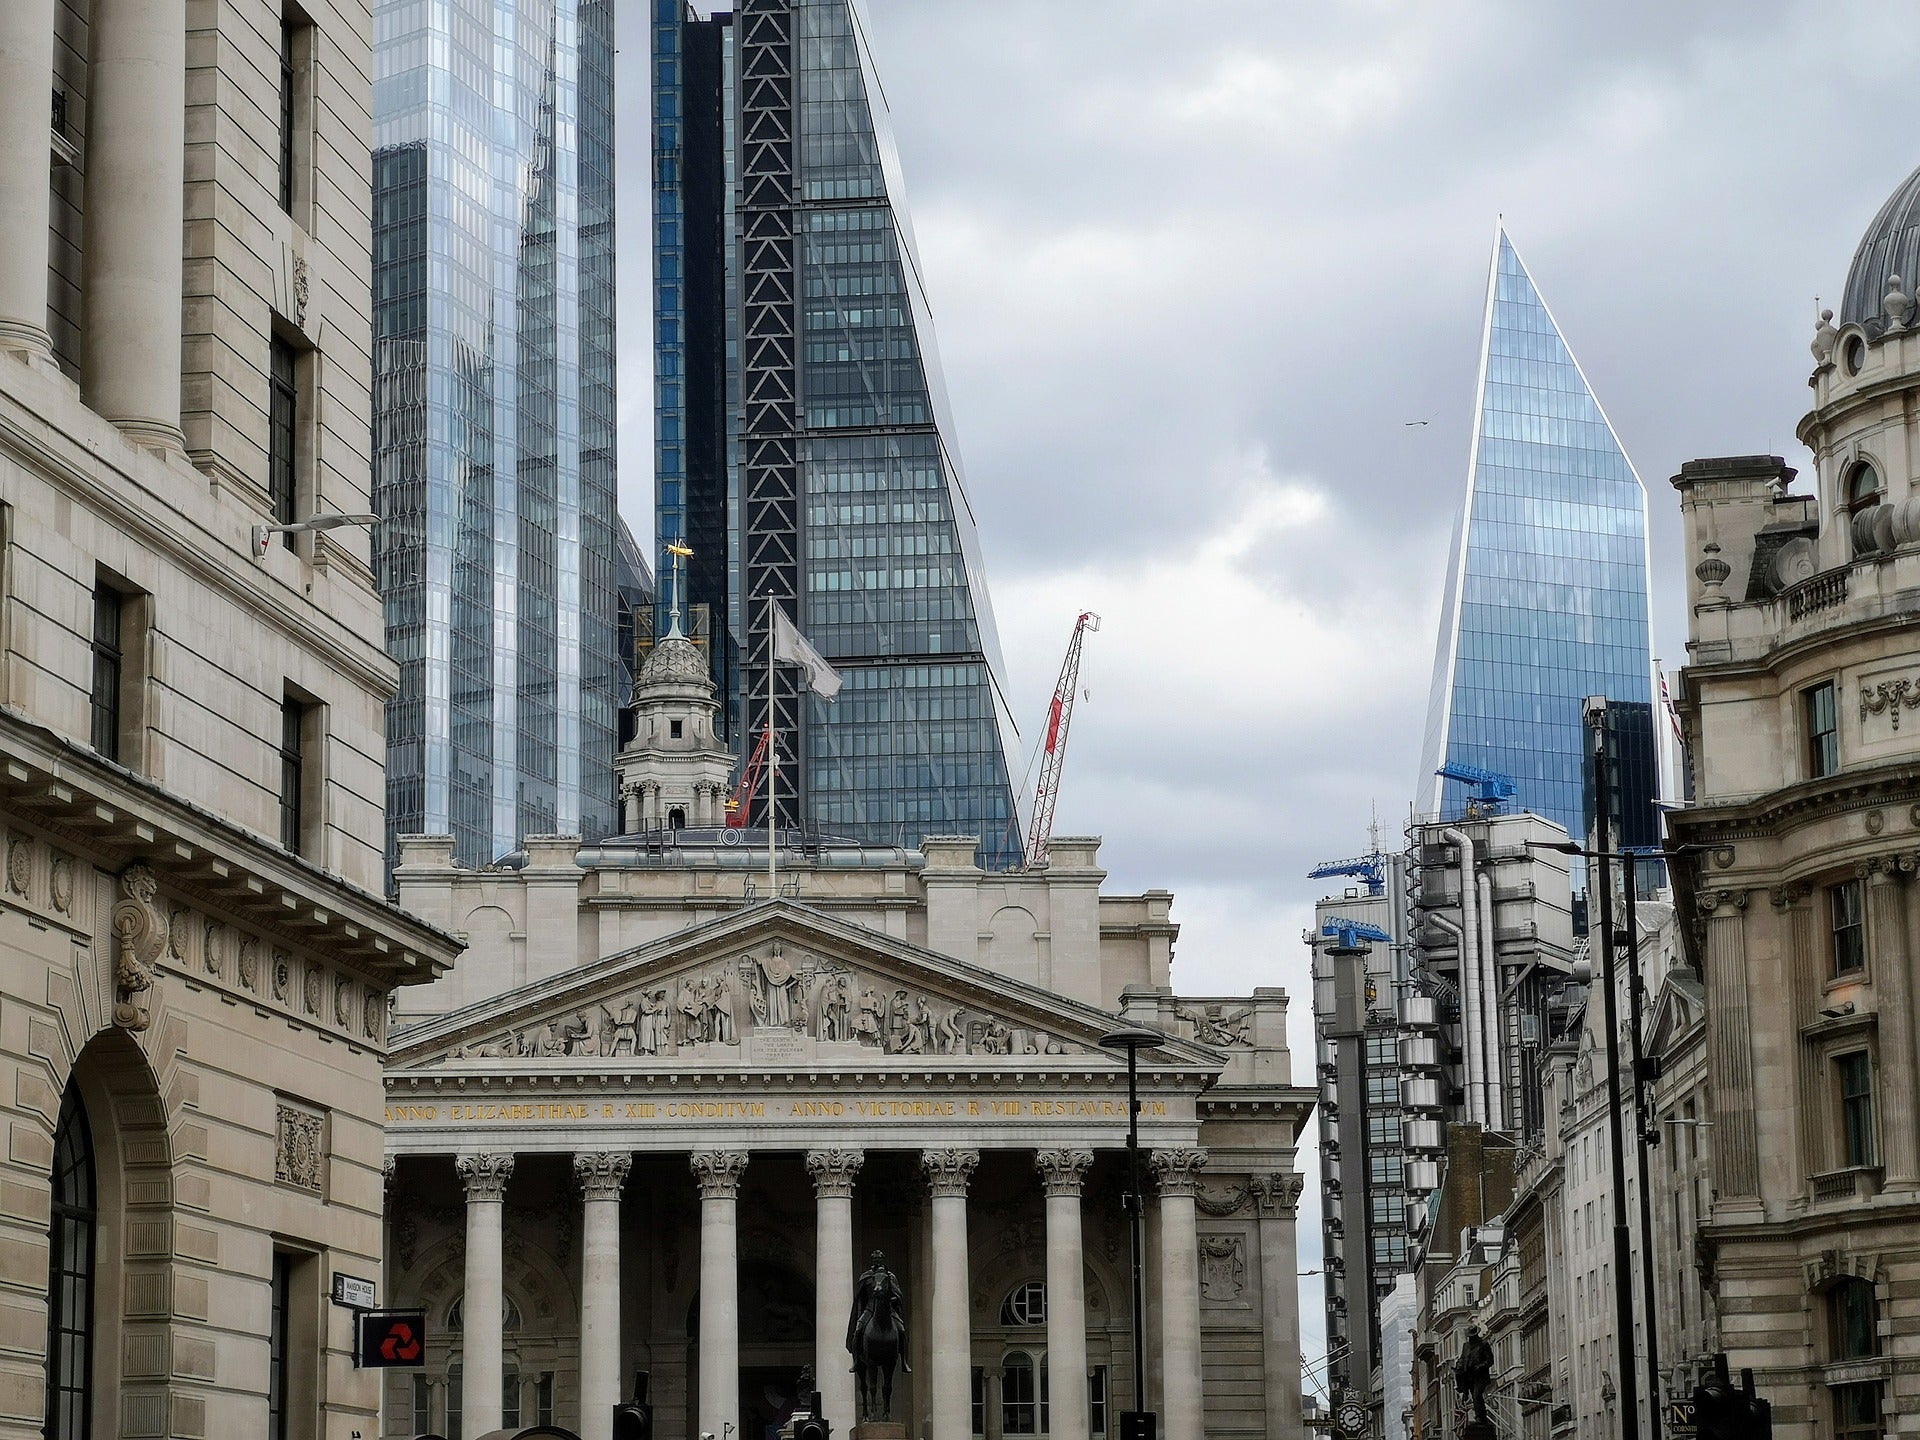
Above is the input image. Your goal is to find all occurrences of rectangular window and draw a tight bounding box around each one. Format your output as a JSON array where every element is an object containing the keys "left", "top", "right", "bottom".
[
  {"left": 411, "top": 1376, "right": 431, "bottom": 1437},
  {"left": 269, "top": 1252, "right": 291, "bottom": 1439},
  {"left": 1806, "top": 681, "right": 1839, "bottom": 778},
  {"left": 502, "top": 1371, "right": 519, "bottom": 1429},
  {"left": 1840, "top": 1051, "right": 1876, "bottom": 1167},
  {"left": 447, "top": 1364, "right": 462, "bottom": 1440},
  {"left": 536, "top": 1373, "right": 554, "bottom": 1426},
  {"left": 1089, "top": 1366, "right": 1108, "bottom": 1436},
  {"left": 971, "top": 1366, "right": 986, "bottom": 1437},
  {"left": 1831, "top": 880, "right": 1866, "bottom": 976},
  {"left": 90, "top": 583, "right": 123, "bottom": 759},
  {"left": 278, "top": 21, "right": 295, "bottom": 212},
  {"left": 1833, "top": 1382, "right": 1881, "bottom": 1440},
  {"left": 270, "top": 338, "right": 298, "bottom": 535},
  {"left": 280, "top": 697, "right": 305, "bottom": 852}
]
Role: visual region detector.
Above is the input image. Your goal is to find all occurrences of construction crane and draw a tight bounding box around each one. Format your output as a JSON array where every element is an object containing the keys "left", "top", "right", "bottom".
[
  {"left": 1320, "top": 917, "right": 1392, "bottom": 948},
  {"left": 1308, "top": 853, "right": 1386, "bottom": 896},
  {"left": 1024, "top": 611, "right": 1100, "bottom": 868},
  {"left": 1435, "top": 760, "right": 1518, "bottom": 813},
  {"left": 724, "top": 728, "right": 771, "bottom": 828}
]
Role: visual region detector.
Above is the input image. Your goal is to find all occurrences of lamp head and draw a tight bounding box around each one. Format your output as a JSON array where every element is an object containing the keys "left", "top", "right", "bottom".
[{"left": 1097, "top": 1025, "right": 1162, "bottom": 1054}]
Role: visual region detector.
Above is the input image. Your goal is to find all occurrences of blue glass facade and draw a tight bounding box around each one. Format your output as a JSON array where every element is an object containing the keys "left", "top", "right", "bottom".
[
  {"left": 653, "top": 0, "right": 1022, "bottom": 866},
  {"left": 373, "top": 0, "right": 620, "bottom": 868},
  {"left": 1419, "top": 230, "right": 1657, "bottom": 848}
]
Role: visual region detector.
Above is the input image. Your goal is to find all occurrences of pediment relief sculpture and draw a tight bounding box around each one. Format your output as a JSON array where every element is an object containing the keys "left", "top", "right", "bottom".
[{"left": 430, "top": 937, "right": 1089, "bottom": 1066}]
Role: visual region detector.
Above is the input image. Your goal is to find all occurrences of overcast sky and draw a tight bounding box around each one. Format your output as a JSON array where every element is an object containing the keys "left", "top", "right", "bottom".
[{"left": 614, "top": 0, "right": 1920, "bottom": 1383}]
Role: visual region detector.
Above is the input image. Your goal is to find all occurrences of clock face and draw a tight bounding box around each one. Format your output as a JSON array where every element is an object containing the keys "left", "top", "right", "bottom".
[{"left": 1337, "top": 1402, "right": 1369, "bottom": 1435}]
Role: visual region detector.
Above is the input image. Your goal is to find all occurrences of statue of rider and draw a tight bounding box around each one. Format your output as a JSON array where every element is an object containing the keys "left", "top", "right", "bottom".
[{"left": 847, "top": 1250, "right": 911, "bottom": 1372}]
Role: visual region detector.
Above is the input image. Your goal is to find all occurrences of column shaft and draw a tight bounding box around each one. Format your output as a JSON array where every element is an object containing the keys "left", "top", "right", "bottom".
[
  {"left": 808, "top": 1150, "right": 863, "bottom": 1436},
  {"left": 1254, "top": 1175, "right": 1305, "bottom": 1440},
  {"left": 83, "top": 0, "right": 186, "bottom": 446},
  {"left": 457, "top": 1153, "right": 514, "bottom": 1436},
  {"left": 923, "top": 1149, "right": 979, "bottom": 1440},
  {"left": 1151, "top": 1149, "right": 1207, "bottom": 1440},
  {"left": 1865, "top": 864, "right": 1920, "bottom": 1184},
  {"left": 0, "top": 0, "right": 55, "bottom": 357},
  {"left": 1037, "top": 1151, "right": 1093, "bottom": 1440},
  {"left": 577, "top": 1153, "right": 632, "bottom": 1440},
  {"left": 693, "top": 1151, "right": 749, "bottom": 1440}
]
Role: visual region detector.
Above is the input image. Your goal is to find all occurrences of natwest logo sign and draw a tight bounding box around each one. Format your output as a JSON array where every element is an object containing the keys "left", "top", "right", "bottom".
[{"left": 354, "top": 1309, "right": 427, "bottom": 1369}]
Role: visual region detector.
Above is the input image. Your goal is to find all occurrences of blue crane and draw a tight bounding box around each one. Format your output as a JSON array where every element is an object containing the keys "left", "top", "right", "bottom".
[
  {"left": 1435, "top": 761, "right": 1518, "bottom": 812},
  {"left": 1308, "top": 853, "right": 1385, "bottom": 896},
  {"left": 1320, "top": 917, "right": 1392, "bottom": 949}
]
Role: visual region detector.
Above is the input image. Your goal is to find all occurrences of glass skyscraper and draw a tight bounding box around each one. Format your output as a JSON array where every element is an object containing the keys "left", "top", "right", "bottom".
[
  {"left": 1419, "top": 227, "right": 1658, "bottom": 850},
  {"left": 372, "top": 0, "right": 620, "bottom": 868},
  {"left": 653, "top": 0, "right": 1023, "bottom": 867}
]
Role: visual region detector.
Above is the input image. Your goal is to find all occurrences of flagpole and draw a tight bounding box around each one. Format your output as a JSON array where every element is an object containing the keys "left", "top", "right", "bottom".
[{"left": 766, "top": 594, "right": 778, "bottom": 895}]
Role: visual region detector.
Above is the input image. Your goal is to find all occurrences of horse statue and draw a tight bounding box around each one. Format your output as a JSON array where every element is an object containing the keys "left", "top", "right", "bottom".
[
  {"left": 846, "top": 1250, "right": 910, "bottom": 1421},
  {"left": 1455, "top": 1324, "right": 1495, "bottom": 1425}
]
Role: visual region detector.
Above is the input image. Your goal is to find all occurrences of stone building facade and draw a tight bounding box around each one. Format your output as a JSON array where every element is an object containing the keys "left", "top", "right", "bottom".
[
  {"left": 1668, "top": 160, "right": 1920, "bottom": 1437},
  {"left": 382, "top": 635, "right": 1316, "bottom": 1440},
  {"left": 0, "top": 3, "right": 460, "bottom": 1437}
]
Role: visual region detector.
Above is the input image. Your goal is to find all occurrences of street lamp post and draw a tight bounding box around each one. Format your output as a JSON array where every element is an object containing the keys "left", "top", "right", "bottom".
[
  {"left": 1583, "top": 695, "right": 1640, "bottom": 1440},
  {"left": 1100, "top": 1025, "right": 1163, "bottom": 1440}
]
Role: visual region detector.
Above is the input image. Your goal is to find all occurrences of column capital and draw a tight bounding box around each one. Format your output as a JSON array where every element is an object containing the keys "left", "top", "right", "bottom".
[
  {"left": 1249, "top": 1170, "right": 1306, "bottom": 1216},
  {"left": 1034, "top": 1149, "right": 1094, "bottom": 1197},
  {"left": 575, "top": 1151, "right": 633, "bottom": 1200},
  {"left": 456, "top": 1152, "right": 514, "bottom": 1201},
  {"left": 691, "top": 1149, "right": 749, "bottom": 1198},
  {"left": 1149, "top": 1146, "right": 1209, "bottom": 1197},
  {"left": 922, "top": 1148, "right": 979, "bottom": 1196},
  {"left": 806, "top": 1148, "right": 865, "bottom": 1197}
]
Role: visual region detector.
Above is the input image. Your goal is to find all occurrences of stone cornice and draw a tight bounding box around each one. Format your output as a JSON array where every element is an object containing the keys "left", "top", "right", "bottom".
[
  {"left": 0, "top": 706, "right": 458, "bottom": 986},
  {"left": 1667, "top": 760, "right": 1920, "bottom": 840}
]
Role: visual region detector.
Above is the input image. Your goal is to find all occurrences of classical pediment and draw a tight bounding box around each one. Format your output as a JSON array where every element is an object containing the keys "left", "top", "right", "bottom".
[
  {"left": 1646, "top": 969, "right": 1705, "bottom": 1062},
  {"left": 388, "top": 899, "right": 1214, "bottom": 1073}
]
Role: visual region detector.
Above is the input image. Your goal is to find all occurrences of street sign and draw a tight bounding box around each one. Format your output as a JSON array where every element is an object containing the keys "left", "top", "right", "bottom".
[
  {"left": 354, "top": 1309, "right": 427, "bottom": 1368},
  {"left": 331, "top": 1272, "right": 376, "bottom": 1310},
  {"left": 1669, "top": 1398, "right": 1697, "bottom": 1437}
]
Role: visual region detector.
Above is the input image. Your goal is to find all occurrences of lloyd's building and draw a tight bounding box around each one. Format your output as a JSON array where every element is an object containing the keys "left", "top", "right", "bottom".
[{"left": 378, "top": 5, "right": 1313, "bottom": 1440}]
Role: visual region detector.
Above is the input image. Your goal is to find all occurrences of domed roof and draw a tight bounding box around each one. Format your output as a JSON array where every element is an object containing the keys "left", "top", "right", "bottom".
[
  {"left": 635, "top": 632, "right": 711, "bottom": 693},
  {"left": 1842, "top": 161, "right": 1920, "bottom": 329}
]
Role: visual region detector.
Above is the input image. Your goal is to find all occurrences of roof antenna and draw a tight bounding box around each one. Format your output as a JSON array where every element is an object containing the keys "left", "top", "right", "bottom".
[{"left": 664, "top": 541, "right": 693, "bottom": 639}]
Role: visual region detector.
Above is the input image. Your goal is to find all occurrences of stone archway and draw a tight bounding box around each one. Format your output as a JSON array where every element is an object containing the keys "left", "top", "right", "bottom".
[
  {"left": 57, "top": 1027, "right": 176, "bottom": 1440},
  {"left": 686, "top": 1257, "right": 817, "bottom": 1440}
]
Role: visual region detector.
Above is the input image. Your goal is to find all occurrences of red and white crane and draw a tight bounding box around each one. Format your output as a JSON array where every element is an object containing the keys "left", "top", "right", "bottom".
[{"left": 1024, "top": 610, "right": 1100, "bottom": 868}]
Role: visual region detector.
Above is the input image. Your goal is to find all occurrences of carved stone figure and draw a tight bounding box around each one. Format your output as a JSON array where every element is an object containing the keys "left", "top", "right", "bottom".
[
  {"left": 1180, "top": 1003, "right": 1253, "bottom": 1047},
  {"left": 753, "top": 947, "right": 801, "bottom": 1028},
  {"left": 110, "top": 863, "right": 165, "bottom": 1031},
  {"left": 847, "top": 1249, "right": 910, "bottom": 1420},
  {"left": 817, "top": 972, "right": 852, "bottom": 1042},
  {"left": 606, "top": 998, "right": 639, "bottom": 1056},
  {"left": 978, "top": 1019, "right": 1011, "bottom": 1055},
  {"left": 639, "top": 988, "right": 671, "bottom": 1055},
  {"left": 886, "top": 990, "right": 913, "bottom": 1052},
  {"left": 560, "top": 1010, "right": 596, "bottom": 1056},
  {"left": 680, "top": 976, "right": 706, "bottom": 1045},
  {"left": 1455, "top": 1325, "right": 1494, "bottom": 1424},
  {"left": 854, "top": 988, "right": 885, "bottom": 1046},
  {"left": 936, "top": 1006, "right": 968, "bottom": 1054},
  {"left": 709, "top": 974, "right": 737, "bottom": 1044}
]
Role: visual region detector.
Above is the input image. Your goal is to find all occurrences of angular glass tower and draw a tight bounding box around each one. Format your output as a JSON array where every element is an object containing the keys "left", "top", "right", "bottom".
[
  {"left": 1419, "top": 227, "right": 1658, "bottom": 850},
  {"left": 653, "top": 0, "right": 1023, "bottom": 867},
  {"left": 372, "top": 0, "right": 621, "bottom": 868}
]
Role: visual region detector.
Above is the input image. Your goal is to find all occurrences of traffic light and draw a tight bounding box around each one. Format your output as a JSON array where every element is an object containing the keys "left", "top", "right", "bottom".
[
  {"left": 1119, "top": 1413, "right": 1158, "bottom": 1440},
  {"left": 1691, "top": 1354, "right": 1773, "bottom": 1440},
  {"left": 792, "top": 1413, "right": 829, "bottom": 1440},
  {"left": 615, "top": 1370, "right": 655, "bottom": 1440}
]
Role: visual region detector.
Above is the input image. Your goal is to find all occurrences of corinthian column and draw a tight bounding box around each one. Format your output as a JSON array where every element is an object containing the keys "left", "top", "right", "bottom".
[
  {"left": 1036, "top": 1150, "right": 1094, "bottom": 1440},
  {"left": 1150, "top": 1148, "right": 1207, "bottom": 1440},
  {"left": 1864, "top": 858, "right": 1919, "bottom": 1186},
  {"left": 456, "top": 1153, "right": 514, "bottom": 1436},
  {"left": 692, "top": 1150, "right": 749, "bottom": 1440},
  {"left": 82, "top": 0, "right": 185, "bottom": 450},
  {"left": 0, "top": 0, "right": 54, "bottom": 360},
  {"left": 922, "top": 1149, "right": 979, "bottom": 1440},
  {"left": 1251, "top": 1172, "right": 1306, "bottom": 1440},
  {"left": 808, "top": 1149, "right": 864, "bottom": 1436},
  {"left": 576, "top": 1152, "right": 632, "bottom": 1440},
  {"left": 1699, "top": 889, "right": 1760, "bottom": 1206}
]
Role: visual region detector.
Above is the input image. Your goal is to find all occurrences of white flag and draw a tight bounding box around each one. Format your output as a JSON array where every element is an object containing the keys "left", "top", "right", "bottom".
[{"left": 771, "top": 606, "right": 842, "bottom": 700}]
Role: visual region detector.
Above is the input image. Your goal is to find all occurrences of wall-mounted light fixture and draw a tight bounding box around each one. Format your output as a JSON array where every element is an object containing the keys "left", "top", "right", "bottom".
[{"left": 251, "top": 512, "right": 377, "bottom": 558}]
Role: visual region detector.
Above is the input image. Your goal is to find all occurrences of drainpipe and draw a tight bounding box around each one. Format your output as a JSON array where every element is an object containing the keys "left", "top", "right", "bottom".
[
  {"left": 1440, "top": 827, "right": 1484, "bottom": 1125},
  {"left": 1477, "top": 868, "right": 1505, "bottom": 1130},
  {"left": 1426, "top": 910, "right": 1476, "bottom": 1125}
]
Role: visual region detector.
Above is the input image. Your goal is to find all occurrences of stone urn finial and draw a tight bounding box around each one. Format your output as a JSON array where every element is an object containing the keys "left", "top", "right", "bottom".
[
  {"left": 1695, "top": 543, "right": 1731, "bottom": 608},
  {"left": 1812, "top": 306, "right": 1837, "bottom": 363},
  {"left": 1887, "top": 274, "right": 1913, "bottom": 329}
]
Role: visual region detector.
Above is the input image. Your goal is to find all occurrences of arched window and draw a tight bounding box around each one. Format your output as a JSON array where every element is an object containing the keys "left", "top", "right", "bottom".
[
  {"left": 46, "top": 1082, "right": 96, "bottom": 1440},
  {"left": 1848, "top": 461, "right": 1883, "bottom": 516},
  {"left": 445, "top": 1293, "right": 523, "bottom": 1332},
  {"left": 668, "top": 806, "right": 687, "bottom": 830},
  {"left": 1000, "top": 1280, "right": 1047, "bottom": 1326}
]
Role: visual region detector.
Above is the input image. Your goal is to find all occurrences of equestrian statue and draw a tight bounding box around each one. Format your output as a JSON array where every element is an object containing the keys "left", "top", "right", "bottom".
[{"left": 846, "top": 1250, "right": 910, "bottom": 1422}]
